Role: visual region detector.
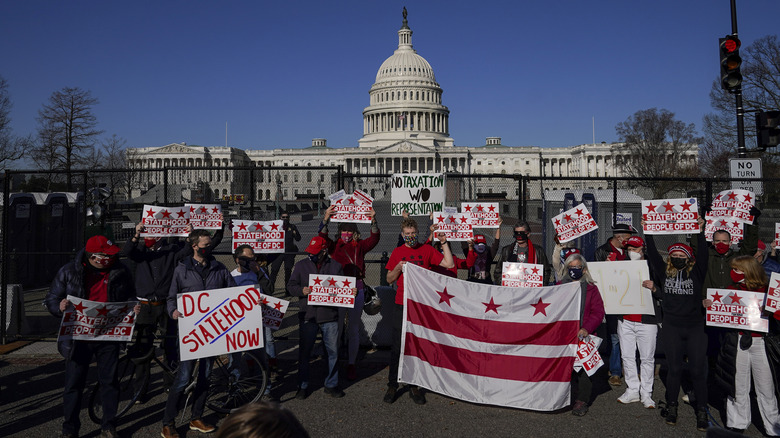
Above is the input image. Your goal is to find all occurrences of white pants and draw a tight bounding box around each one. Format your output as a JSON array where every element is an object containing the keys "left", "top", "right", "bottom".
[
  {"left": 617, "top": 319, "right": 657, "bottom": 398},
  {"left": 726, "top": 335, "right": 780, "bottom": 435}
]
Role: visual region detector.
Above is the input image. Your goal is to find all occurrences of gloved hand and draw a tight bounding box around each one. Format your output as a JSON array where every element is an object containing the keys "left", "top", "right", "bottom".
[{"left": 749, "top": 206, "right": 762, "bottom": 219}]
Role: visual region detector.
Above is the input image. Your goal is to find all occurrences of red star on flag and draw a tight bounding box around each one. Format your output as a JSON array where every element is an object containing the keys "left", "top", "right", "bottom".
[
  {"left": 743, "top": 193, "right": 753, "bottom": 203},
  {"left": 727, "top": 192, "right": 738, "bottom": 200},
  {"left": 73, "top": 301, "right": 87, "bottom": 313},
  {"left": 459, "top": 216, "right": 468, "bottom": 223},
  {"left": 476, "top": 205, "right": 484, "bottom": 212},
  {"left": 342, "top": 279, "right": 351, "bottom": 288},
  {"left": 437, "top": 287, "right": 455, "bottom": 306},
  {"left": 238, "top": 223, "right": 248, "bottom": 231},
  {"left": 200, "top": 206, "right": 208, "bottom": 214},
  {"left": 270, "top": 223, "right": 280, "bottom": 230},
  {"left": 729, "top": 292, "right": 742, "bottom": 304},
  {"left": 274, "top": 301, "right": 284, "bottom": 311},
  {"left": 96, "top": 306, "right": 110, "bottom": 316},
  {"left": 327, "top": 278, "right": 338, "bottom": 287},
  {"left": 463, "top": 205, "right": 472, "bottom": 212},
  {"left": 161, "top": 210, "right": 171, "bottom": 218},
  {"left": 488, "top": 205, "right": 496, "bottom": 212},
  {"left": 212, "top": 207, "right": 220, "bottom": 213},
  {"left": 313, "top": 277, "right": 323, "bottom": 285},
  {"left": 176, "top": 209, "right": 186, "bottom": 218},
  {"left": 146, "top": 208, "right": 155, "bottom": 217},
  {"left": 711, "top": 291, "right": 723, "bottom": 302},
  {"left": 530, "top": 298, "right": 551, "bottom": 316},
  {"left": 575, "top": 208, "right": 583, "bottom": 216},
  {"left": 663, "top": 203, "right": 675, "bottom": 212},
  {"left": 483, "top": 297, "right": 502, "bottom": 314},
  {"left": 437, "top": 215, "right": 445, "bottom": 223},
  {"left": 646, "top": 202, "right": 657, "bottom": 212}
]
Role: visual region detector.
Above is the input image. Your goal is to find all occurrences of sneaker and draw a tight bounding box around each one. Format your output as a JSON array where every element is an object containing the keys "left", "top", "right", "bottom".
[
  {"left": 324, "top": 386, "right": 345, "bottom": 398},
  {"left": 617, "top": 390, "right": 640, "bottom": 404},
  {"left": 383, "top": 386, "right": 397, "bottom": 404},
  {"left": 696, "top": 410, "right": 710, "bottom": 431},
  {"left": 572, "top": 400, "right": 589, "bottom": 416},
  {"left": 664, "top": 402, "right": 678, "bottom": 425},
  {"left": 295, "top": 387, "right": 309, "bottom": 400},
  {"left": 99, "top": 429, "right": 119, "bottom": 438},
  {"left": 608, "top": 375, "right": 622, "bottom": 386},
  {"left": 161, "top": 425, "right": 180, "bottom": 438},
  {"left": 641, "top": 395, "right": 656, "bottom": 409},
  {"left": 409, "top": 386, "right": 426, "bottom": 405},
  {"left": 347, "top": 364, "right": 357, "bottom": 381},
  {"left": 189, "top": 419, "right": 215, "bottom": 433}
]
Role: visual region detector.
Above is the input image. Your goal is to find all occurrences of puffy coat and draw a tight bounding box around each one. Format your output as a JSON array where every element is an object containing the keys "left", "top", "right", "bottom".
[{"left": 166, "top": 256, "right": 236, "bottom": 318}]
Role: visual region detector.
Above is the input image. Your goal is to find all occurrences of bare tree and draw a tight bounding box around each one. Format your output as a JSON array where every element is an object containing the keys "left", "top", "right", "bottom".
[
  {"left": 615, "top": 108, "right": 701, "bottom": 198},
  {"left": 0, "top": 76, "right": 27, "bottom": 170},
  {"left": 34, "top": 87, "right": 103, "bottom": 190},
  {"left": 95, "top": 134, "right": 139, "bottom": 201}
]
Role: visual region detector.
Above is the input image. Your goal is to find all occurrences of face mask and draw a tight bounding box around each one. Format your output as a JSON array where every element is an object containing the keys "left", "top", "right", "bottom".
[
  {"left": 670, "top": 257, "right": 687, "bottom": 270},
  {"left": 340, "top": 232, "right": 353, "bottom": 243},
  {"left": 628, "top": 251, "right": 641, "bottom": 261},
  {"left": 568, "top": 267, "right": 584, "bottom": 280},
  {"left": 144, "top": 238, "right": 159, "bottom": 248},
  {"left": 238, "top": 257, "right": 257, "bottom": 272},
  {"left": 514, "top": 231, "right": 528, "bottom": 242},
  {"left": 196, "top": 247, "right": 212, "bottom": 258},
  {"left": 474, "top": 243, "right": 486, "bottom": 254},
  {"left": 714, "top": 242, "right": 730, "bottom": 255},
  {"left": 309, "top": 252, "right": 325, "bottom": 264},
  {"left": 92, "top": 255, "right": 115, "bottom": 269},
  {"left": 403, "top": 234, "right": 418, "bottom": 246},
  {"left": 730, "top": 269, "right": 745, "bottom": 283}
]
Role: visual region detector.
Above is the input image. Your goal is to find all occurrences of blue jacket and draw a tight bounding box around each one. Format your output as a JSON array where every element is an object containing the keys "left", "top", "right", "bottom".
[{"left": 166, "top": 256, "right": 236, "bottom": 318}]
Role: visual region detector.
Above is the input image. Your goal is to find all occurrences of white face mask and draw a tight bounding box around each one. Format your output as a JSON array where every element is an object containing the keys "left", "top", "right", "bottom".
[{"left": 628, "top": 251, "right": 641, "bottom": 261}]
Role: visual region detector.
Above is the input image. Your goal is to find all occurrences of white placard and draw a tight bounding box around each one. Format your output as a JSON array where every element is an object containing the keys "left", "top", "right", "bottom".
[
  {"left": 328, "top": 190, "right": 373, "bottom": 223},
  {"left": 177, "top": 285, "right": 266, "bottom": 361},
  {"left": 775, "top": 223, "right": 780, "bottom": 248},
  {"left": 432, "top": 211, "right": 474, "bottom": 241},
  {"left": 390, "top": 173, "right": 445, "bottom": 216},
  {"left": 574, "top": 335, "right": 604, "bottom": 377},
  {"left": 186, "top": 203, "right": 223, "bottom": 230},
  {"left": 231, "top": 220, "right": 285, "bottom": 253},
  {"left": 588, "top": 261, "right": 654, "bottom": 315},
  {"left": 58, "top": 296, "right": 138, "bottom": 342},
  {"left": 307, "top": 274, "right": 357, "bottom": 308},
  {"left": 461, "top": 202, "right": 500, "bottom": 228},
  {"left": 140, "top": 205, "right": 190, "bottom": 237},
  {"left": 765, "top": 273, "right": 780, "bottom": 314},
  {"left": 706, "top": 288, "right": 768, "bottom": 333},
  {"left": 551, "top": 203, "right": 599, "bottom": 243},
  {"left": 705, "top": 215, "right": 744, "bottom": 244},
  {"left": 500, "top": 262, "right": 544, "bottom": 287},
  {"left": 641, "top": 198, "right": 700, "bottom": 235},
  {"left": 257, "top": 292, "right": 290, "bottom": 331},
  {"left": 710, "top": 189, "right": 756, "bottom": 225}
]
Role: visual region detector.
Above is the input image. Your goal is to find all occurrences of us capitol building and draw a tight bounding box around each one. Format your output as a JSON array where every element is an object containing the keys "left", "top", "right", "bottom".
[{"left": 126, "top": 10, "right": 697, "bottom": 203}]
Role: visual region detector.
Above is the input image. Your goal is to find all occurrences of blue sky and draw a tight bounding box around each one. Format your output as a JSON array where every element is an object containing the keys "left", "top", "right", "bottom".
[{"left": 1, "top": 1, "right": 778, "bottom": 154}]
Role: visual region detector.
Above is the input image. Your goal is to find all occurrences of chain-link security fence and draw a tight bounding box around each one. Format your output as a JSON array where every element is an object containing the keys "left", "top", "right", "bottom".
[{"left": 2, "top": 167, "right": 778, "bottom": 344}]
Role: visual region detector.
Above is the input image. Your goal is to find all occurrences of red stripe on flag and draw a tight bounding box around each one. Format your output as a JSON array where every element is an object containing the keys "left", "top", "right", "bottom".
[
  {"left": 404, "top": 332, "right": 574, "bottom": 382},
  {"left": 407, "top": 300, "right": 579, "bottom": 346}
]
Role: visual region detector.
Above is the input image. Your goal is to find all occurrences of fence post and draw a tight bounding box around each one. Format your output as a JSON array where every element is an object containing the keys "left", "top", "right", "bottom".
[
  {"left": 612, "top": 177, "right": 618, "bottom": 226},
  {"left": 249, "top": 167, "right": 255, "bottom": 219},
  {"left": 705, "top": 179, "right": 713, "bottom": 207},
  {"left": 163, "top": 168, "right": 169, "bottom": 205},
  {"left": 337, "top": 165, "right": 344, "bottom": 190},
  {"left": 380, "top": 251, "right": 389, "bottom": 286},
  {"left": 1, "top": 170, "right": 10, "bottom": 344}
]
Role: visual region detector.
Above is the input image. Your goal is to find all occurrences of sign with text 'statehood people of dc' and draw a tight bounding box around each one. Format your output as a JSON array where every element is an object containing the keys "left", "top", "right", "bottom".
[
  {"left": 460, "top": 202, "right": 499, "bottom": 228},
  {"left": 257, "top": 292, "right": 289, "bottom": 331},
  {"left": 177, "top": 285, "right": 266, "bottom": 361},
  {"left": 140, "top": 205, "right": 190, "bottom": 237},
  {"left": 775, "top": 223, "right": 780, "bottom": 248},
  {"left": 706, "top": 288, "right": 768, "bottom": 333},
  {"left": 704, "top": 215, "right": 744, "bottom": 244},
  {"left": 432, "top": 211, "right": 474, "bottom": 241},
  {"left": 186, "top": 203, "right": 223, "bottom": 230},
  {"left": 308, "top": 274, "right": 357, "bottom": 308},
  {"left": 641, "top": 198, "right": 700, "bottom": 235},
  {"left": 500, "top": 262, "right": 544, "bottom": 287},
  {"left": 391, "top": 173, "right": 445, "bottom": 216},
  {"left": 328, "top": 189, "right": 374, "bottom": 223},
  {"left": 710, "top": 189, "right": 756, "bottom": 225},
  {"left": 574, "top": 335, "right": 604, "bottom": 377},
  {"left": 764, "top": 272, "right": 780, "bottom": 314},
  {"left": 551, "top": 203, "right": 598, "bottom": 243},
  {"left": 58, "top": 296, "right": 139, "bottom": 342},
  {"left": 231, "top": 220, "right": 285, "bottom": 253}
]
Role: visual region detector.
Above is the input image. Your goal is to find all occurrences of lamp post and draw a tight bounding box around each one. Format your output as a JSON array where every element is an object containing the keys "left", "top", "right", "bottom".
[{"left": 275, "top": 172, "right": 282, "bottom": 218}]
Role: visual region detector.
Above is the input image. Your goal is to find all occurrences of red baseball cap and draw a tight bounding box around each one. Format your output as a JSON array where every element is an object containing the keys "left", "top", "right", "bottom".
[
  {"left": 625, "top": 236, "right": 645, "bottom": 248},
  {"left": 474, "top": 235, "right": 487, "bottom": 244},
  {"left": 758, "top": 240, "right": 767, "bottom": 251},
  {"left": 305, "top": 236, "right": 328, "bottom": 255},
  {"left": 86, "top": 235, "right": 120, "bottom": 256}
]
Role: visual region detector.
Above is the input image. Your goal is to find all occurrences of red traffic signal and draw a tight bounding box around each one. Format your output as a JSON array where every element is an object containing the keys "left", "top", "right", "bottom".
[{"left": 719, "top": 35, "right": 742, "bottom": 91}]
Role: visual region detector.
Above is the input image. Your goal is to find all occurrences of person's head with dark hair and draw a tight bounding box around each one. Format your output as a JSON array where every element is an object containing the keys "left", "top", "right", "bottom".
[
  {"left": 215, "top": 401, "right": 310, "bottom": 438},
  {"left": 337, "top": 222, "right": 360, "bottom": 242},
  {"left": 188, "top": 229, "right": 212, "bottom": 260},
  {"left": 513, "top": 221, "right": 531, "bottom": 246},
  {"left": 234, "top": 244, "right": 257, "bottom": 273},
  {"left": 712, "top": 229, "right": 732, "bottom": 255}
]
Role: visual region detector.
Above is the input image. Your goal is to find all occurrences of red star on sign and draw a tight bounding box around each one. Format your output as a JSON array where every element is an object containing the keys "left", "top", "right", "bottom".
[
  {"left": 530, "top": 298, "right": 551, "bottom": 316},
  {"left": 189, "top": 206, "right": 196, "bottom": 213},
  {"left": 238, "top": 223, "right": 248, "bottom": 231},
  {"left": 463, "top": 205, "right": 472, "bottom": 212},
  {"left": 274, "top": 301, "right": 284, "bottom": 311},
  {"left": 719, "top": 220, "right": 728, "bottom": 227},
  {"left": 743, "top": 193, "right": 753, "bottom": 203},
  {"left": 663, "top": 203, "right": 675, "bottom": 212},
  {"left": 335, "top": 199, "right": 343, "bottom": 204},
  {"left": 449, "top": 216, "right": 457, "bottom": 223},
  {"left": 253, "top": 223, "right": 264, "bottom": 231},
  {"left": 488, "top": 205, "right": 496, "bottom": 212},
  {"left": 483, "top": 297, "right": 502, "bottom": 314},
  {"left": 161, "top": 210, "right": 171, "bottom": 218},
  {"left": 436, "top": 215, "right": 445, "bottom": 223},
  {"left": 459, "top": 216, "right": 468, "bottom": 223},
  {"left": 212, "top": 207, "right": 220, "bottom": 213},
  {"left": 342, "top": 279, "right": 351, "bottom": 288},
  {"left": 348, "top": 197, "right": 356, "bottom": 204},
  {"left": 199, "top": 206, "right": 208, "bottom": 213},
  {"left": 680, "top": 201, "right": 693, "bottom": 211},
  {"left": 437, "top": 287, "right": 455, "bottom": 306},
  {"left": 73, "top": 301, "right": 87, "bottom": 313},
  {"left": 327, "top": 278, "right": 338, "bottom": 287},
  {"left": 646, "top": 202, "right": 657, "bottom": 212},
  {"left": 118, "top": 305, "right": 130, "bottom": 314},
  {"left": 564, "top": 214, "right": 572, "bottom": 222},
  {"left": 261, "top": 297, "right": 270, "bottom": 305},
  {"left": 575, "top": 208, "right": 584, "bottom": 216},
  {"left": 727, "top": 192, "right": 738, "bottom": 200},
  {"left": 776, "top": 279, "right": 780, "bottom": 288},
  {"left": 711, "top": 291, "right": 723, "bottom": 302},
  {"left": 96, "top": 306, "right": 110, "bottom": 316},
  {"left": 731, "top": 221, "right": 740, "bottom": 228},
  {"left": 176, "top": 209, "right": 186, "bottom": 218},
  {"left": 313, "top": 277, "right": 323, "bottom": 285},
  {"left": 729, "top": 292, "right": 742, "bottom": 304},
  {"left": 715, "top": 194, "right": 723, "bottom": 201},
  {"left": 476, "top": 205, "right": 484, "bottom": 212},
  {"left": 146, "top": 208, "right": 155, "bottom": 217},
  {"left": 554, "top": 219, "right": 561, "bottom": 226},
  {"left": 531, "top": 266, "right": 540, "bottom": 274},
  {"left": 269, "top": 223, "right": 280, "bottom": 230},
  {"left": 706, "top": 219, "right": 713, "bottom": 225}
]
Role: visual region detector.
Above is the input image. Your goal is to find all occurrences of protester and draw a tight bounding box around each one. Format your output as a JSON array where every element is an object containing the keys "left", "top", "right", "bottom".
[
  {"left": 215, "top": 401, "right": 310, "bottom": 438},
  {"left": 465, "top": 231, "right": 500, "bottom": 284},
  {"left": 644, "top": 218, "right": 710, "bottom": 431},
  {"left": 594, "top": 223, "right": 637, "bottom": 387},
  {"left": 551, "top": 232, "right": 580, "bottom": 283},
  {"left": 385, "top": 217, "right": 454, "bottom": 405},
  {"left": 44, "top": 235, "right": 138, "bottom": 438},
  {"left": 559, "top": 253, "right": 606, "bottom": 417},
  {"left": 429, "top": 226, "right": 475, "bottom": 278},
  {"left": 713, "top": 255, "right": 780, "bottom": 435},
  {"left": 288, "top": 235, "right": 356, "bottom": 399},
  {"left": 319, "top": 205, "right": 381, "bottom": 381},
  {"left": 493, "top": 221, "right": 552, "bottom": 286},
  {"left": 616, "top": 236, "right": 660, "bottom": 409},
  {"left": 269, "top": 211, "right": 302, "bottom": 294},
  {"left": 163, "top": 229, "right": 236, "bottom": 438},
  {"left": 755, "top": 240, "right": 780, "bottom": 278}
]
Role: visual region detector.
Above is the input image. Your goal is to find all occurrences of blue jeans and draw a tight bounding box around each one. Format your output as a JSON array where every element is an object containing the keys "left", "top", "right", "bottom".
[
  {"left": 298, "top": 319, "right": 339, "bottom": 389},
  {"left": 63, "top": 341, "right": 121, "bottom": 435},
  {"left": 610, "top": 333, "right": 622, "bottom": 376},
  {"left": 162, "top": 357, "right": 214, "bottom": 426}
]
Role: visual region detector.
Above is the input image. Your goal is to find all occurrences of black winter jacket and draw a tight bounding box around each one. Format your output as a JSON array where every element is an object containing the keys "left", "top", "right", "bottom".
[
  {"left": 492, "top": 243, "right": 552, "bottom": 286},
  {"left": 166, "top": 256, "right": 236, "bottom": 318}
]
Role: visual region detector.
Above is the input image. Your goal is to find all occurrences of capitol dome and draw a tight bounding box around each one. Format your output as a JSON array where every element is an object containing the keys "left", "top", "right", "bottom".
[{"left": 359, "top": 9, "right": 453, "bottom": 149}]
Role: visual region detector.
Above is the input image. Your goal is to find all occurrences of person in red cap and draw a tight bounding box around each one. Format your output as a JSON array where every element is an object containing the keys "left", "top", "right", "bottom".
[
  {"left": 288, "top": 235, "right": 356, "bottom": 399},
  {"left": 643, "top": 218, "right": 711, "bottom": 431},
  {"left": 754, "top": 240, "right": 780, "bottom": 278},
  {"left": 44, "top": 235, "right": 138, "bottom": 438}
]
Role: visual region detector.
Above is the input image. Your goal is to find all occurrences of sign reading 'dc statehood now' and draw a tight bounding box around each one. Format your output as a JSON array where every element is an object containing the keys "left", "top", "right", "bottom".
[
  {"left": 551, "top": 203, "right": 598, "bottom": 243},
  {"left": 706, "top": 288, "right": 768, "bottom": 333},
  {"left": 59, "top": 296, "right": 138, "bottom": 342},
  {"left": 641, "top": 198, "right": 700, "bottom": 235},
  {"left": 308, "top": 274, "right": 357, "bottom": 308},
  {"left": 391, "top": 173, "right": 445, "bottom": 216},
  {"left": 231, "top": 220, "right": 285, "bottom": 253}
]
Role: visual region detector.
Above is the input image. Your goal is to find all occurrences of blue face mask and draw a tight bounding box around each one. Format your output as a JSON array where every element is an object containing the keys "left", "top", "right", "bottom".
[
  {"left": 474, "top": 243, "right": 486, "bottom": 254},
  {"left": 568, "top": 267, "right": 584, "bottom": 280},
  {"left": 309, "top": 252, "right": 323, "bottom": 264}
]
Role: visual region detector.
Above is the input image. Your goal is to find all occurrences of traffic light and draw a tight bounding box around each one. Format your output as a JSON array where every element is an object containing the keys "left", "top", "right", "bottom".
[
  {"left": 756, "top": 110, "right": 780, "bottom": 150},
  {"left": 719, "top": 35, "right": 742, "bottom": 91}
]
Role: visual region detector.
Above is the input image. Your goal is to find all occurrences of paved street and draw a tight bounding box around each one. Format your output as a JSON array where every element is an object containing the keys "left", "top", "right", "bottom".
[{"left": 0, "top": 339, "right": 768, "bottom": 438}]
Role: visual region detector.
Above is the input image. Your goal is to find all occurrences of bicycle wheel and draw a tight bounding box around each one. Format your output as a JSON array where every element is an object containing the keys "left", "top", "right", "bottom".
[
  {"left": 88, "top": 353, "right": 147, "bottom": 424},
  {"left": 206, "top": 351, "right": 268, "bottom": 414}
]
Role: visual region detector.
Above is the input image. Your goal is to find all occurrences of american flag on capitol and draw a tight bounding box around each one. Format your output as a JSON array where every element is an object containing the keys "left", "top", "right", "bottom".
[{"left": 400, "top": 263, "right": 581, "bottom": 411}]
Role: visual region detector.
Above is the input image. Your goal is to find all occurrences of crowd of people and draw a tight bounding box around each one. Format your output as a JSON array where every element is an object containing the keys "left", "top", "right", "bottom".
[{"left": 42, "top": 202, "right": 780, "bottom": 437}]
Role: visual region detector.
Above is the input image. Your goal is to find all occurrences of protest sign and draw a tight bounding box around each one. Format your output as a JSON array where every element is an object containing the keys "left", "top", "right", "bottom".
[
  {"left": 710, "top": 189, "right": 756, "bottom": 225},
  {"left": 231, "top": 220, "right": 285, "bottom": 253},
  {"left": 641, "top": 198, "right": 700, "bottom": 235},
  {"left": 307, "top": 274, "right": 357, "bottom": 308},
  {"left": 177, "top": 285, "right": 266, "bottom": 361},
  {"left": 391, "top": 173, "right": 445, "bottom": 216},
  {"left": 706, "top": 288, "right": 768, "bottom": 333},
  {"left": 257, "top": 292, "right": 289, "bottom": 331},
  {"left": 329, "top": 189, "right": 373, "bottom": 223},
  {"left": 140, "top": 205, "right": 190, "bottom": 237},
  {"left": 432, "top": 211, "right": 474, "bottom": 241},
  {"left": 500, "top": 262, "right": 544, "bottom": 287},
  {"left": 775, "top": 223, "right": 780, "bottom": 248},
  {"left": 574, "top": 335, "right": 604, "bottom": 377},
  {"left": 551, "top": 203, "right": 598, "bottom": 243},
  {"left": 461, "top": 202, "right": 500, "bottom": 228},
  {"left": 588, "top": 261, "right": 654, "bottom": 315},
  {"left": 59, "top": 296, "right": 138, "bottom": 342},
  {"left": 704, "top": 215, "right": 744, "bottom": 244},
  {"left": 766, "top": 273, "right": 780, "bottom": 314},
  {"left": 186, "top": 203, "right": 223, "bottom": 230}
]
